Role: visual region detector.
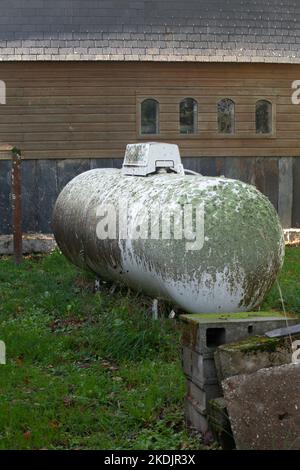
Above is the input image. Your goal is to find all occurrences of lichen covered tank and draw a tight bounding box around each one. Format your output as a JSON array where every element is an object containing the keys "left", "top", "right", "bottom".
[{"left": 53, "top": 143, "right": 284, "bottom": 314}]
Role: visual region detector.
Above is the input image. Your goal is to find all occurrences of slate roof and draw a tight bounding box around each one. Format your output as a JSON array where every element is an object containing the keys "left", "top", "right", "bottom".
[{"left": 0, "top": 0, "right": 299, "bottom": 63}]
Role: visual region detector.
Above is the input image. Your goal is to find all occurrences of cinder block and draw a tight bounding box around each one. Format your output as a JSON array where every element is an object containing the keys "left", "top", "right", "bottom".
[
  {"left": 181, "top": 312, "right": 298, "bottom": 355},
  {"left": 184, "top": 396, "right": 208, "bottom": 434},
  {"left": 207, "top": 397, "right": 235, "bottom": 450},
  {"left": 181, "top": 312, "right": 299, "bottom": 437},
  {"left": 182, "top": 347, "right": 217, "bottom": 384},
  {"left": 187, "top": 379, "right": 222, "bottom": 410}
]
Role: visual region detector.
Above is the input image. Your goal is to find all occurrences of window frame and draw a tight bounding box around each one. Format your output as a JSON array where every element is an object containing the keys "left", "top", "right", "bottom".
[
  {"left": 179, "top": 97, "right": 198, "bottom": 135},
  {"left": 135, "top": 92, "right": 277, "bottom": 139},
  {"left": 255, "top": 99, "right": 275, "bottom": 137},
  {"left": 217, "top": 98, "right": 236, "bottom": 135},
  {"left": 138, "top": 97, "right": 160, "bottom": 136}
]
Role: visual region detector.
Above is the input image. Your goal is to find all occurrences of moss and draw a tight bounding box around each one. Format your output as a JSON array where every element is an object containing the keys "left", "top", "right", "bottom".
[
  {"left": 221, "top": 333, "right": 300, "bottom": 354},
  {"left": 208, "top": 398, "right": 225, "bottom": 413},
  {"left": 181, "top": 320, "right": 199, "bottom": 348},
  {"left": 219, "top": 332, "right": 300, "bottom": 354},
  {"left": 180, "top": 310, "right": 297, "bottom": 323},
  {"left": 222, "top": 335, "right": 280, "bottom": 353}
]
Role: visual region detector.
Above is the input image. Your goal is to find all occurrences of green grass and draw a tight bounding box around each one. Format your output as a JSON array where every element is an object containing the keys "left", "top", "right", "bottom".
[
  {"left": 0, "top": 247, "right": 299, "bottom": 450},
  {"left": 262, "top": 246, "right": 300, "bottom": 315},
  {"left": 0, "top": 251, "right": 202, "bottom": 450}
]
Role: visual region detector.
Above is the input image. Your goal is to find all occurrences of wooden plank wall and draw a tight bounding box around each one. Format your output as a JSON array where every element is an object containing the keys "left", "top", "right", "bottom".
[
  {"left": 0, "top": 61, "right": 299, "bottom": 234},
  {"left": 0, "top": 61, "right": 299, "bottom": 159}
]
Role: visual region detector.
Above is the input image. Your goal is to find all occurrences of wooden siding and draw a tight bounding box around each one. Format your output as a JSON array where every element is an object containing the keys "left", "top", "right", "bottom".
[{"left": 0, "top": 62, "right": 300, "bottom": 159}]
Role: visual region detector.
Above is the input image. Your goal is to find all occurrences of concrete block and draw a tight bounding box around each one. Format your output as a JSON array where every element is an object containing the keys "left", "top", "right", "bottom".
[
  {"left": 223, "top": 363, "right": 300, "bottom": 450},
  {"left": 215, "top": 334, "right": 300, "bottom": 382},
  {"left": 182, "top": 347, "right": 217, "bottom": 384},
  {"left": 207, "top": 398, "right": 235, "bottom": 450},
  {"left": 181, "top": 312, "right": 298, "bottom": 355},
  {"left": 184, "top": 396, "right": 208, "bottom": 434},
  {"left": 284, "top": 228, "right": 300, "bottom": 246},
  {"left": 187, "top": 379, "right": 222, "bottom": 410}
]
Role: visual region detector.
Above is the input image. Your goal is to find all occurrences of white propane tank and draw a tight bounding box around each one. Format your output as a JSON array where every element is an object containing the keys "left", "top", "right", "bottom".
[{"left": 53, "top": 143, "right": 284, "bottom": 314}]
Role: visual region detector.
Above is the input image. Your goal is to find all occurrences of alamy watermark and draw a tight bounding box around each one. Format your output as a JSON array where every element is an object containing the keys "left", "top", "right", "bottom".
[
  {"left": 96, "top": 200, "right": 205, "bottom": 251},
  {"left": 292, "top": 340, "right": 300, "bottom": 364},
  {"left": 0, "top": 80, "right": 6, "bottom": 105},
  {"left": 0, "top": 341, "right": 6, "bottom": 365},
  {"left": 291, "top": 80, "right": 300, "bottom": 104}
]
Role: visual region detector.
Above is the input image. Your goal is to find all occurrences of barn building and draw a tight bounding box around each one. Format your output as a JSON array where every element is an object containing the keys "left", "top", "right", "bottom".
[{"left": 0, "top": 0, "right": 300, "bottom": 234}]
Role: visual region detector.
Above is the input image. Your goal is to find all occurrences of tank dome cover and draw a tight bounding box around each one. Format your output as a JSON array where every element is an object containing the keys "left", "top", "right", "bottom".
[{"left": 122, "top": 142, "right": 184, "bottom": 176}]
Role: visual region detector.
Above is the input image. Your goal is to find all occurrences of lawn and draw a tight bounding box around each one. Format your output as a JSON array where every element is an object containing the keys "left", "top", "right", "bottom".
[{"left": 0, "top": 247, "right": 299, "bottom": 450}]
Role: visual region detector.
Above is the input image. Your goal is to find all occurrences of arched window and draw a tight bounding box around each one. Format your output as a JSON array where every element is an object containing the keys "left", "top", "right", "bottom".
[
  {"left": 218, "top": 98, "right": 235, "bottom": 134},
  {"left": 256, "top": 100, "right": 272, "bottom": 134},
  {"left": 180, "top": 98, "right": 198, "bottom": 134},
  {"left": 141, "top": 99, "right": 159, "bottom": 134}
]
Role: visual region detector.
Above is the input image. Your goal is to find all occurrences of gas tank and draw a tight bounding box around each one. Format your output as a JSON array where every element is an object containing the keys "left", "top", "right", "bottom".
[{"left": 52, "top": 144, "right": 284, "bottom": 314}]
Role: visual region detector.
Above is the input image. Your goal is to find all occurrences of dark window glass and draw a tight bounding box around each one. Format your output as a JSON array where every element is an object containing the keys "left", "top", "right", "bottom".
[
  {"left": 256, "top": 100, "right": 272, "bottom": 134},
  {"left": 180, "top": 98, "right": 197, "bottom": 134},
  {"left": 218, "top": 98, "right": 235, "bottom": 134},
  {"left": 141, "top": 99, "right": 159, "bottom": 134}
]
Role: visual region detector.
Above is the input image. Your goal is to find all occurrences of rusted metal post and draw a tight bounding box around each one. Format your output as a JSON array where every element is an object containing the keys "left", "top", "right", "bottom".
[{"left": 11, "top": 147, "right": 22, "bottom": 264}]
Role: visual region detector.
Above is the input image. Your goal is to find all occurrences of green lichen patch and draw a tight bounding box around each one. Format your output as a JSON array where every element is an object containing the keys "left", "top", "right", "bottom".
[
  {"left": 180, "top": 310, "right": 297, "bottom": 324},
  {"left": 219, "top": 333, "right": 300, "bottom": 354},
  {"left": 221, "top": 335, "right": 279, "bottom": 353}
]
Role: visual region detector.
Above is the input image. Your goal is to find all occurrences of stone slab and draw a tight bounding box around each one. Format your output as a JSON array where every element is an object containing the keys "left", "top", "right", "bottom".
[
  {"left": 222, "top": 363, "right": 300, "bottom": 450},
  {"left": 0, "top": 233, "right": 56, "bottom": 255},
  {"left": 215, "top": 334, "right": 300, "bottom": 382},
  {"left": 182, "top": 346, "right": 217, "bottom": 385}
]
